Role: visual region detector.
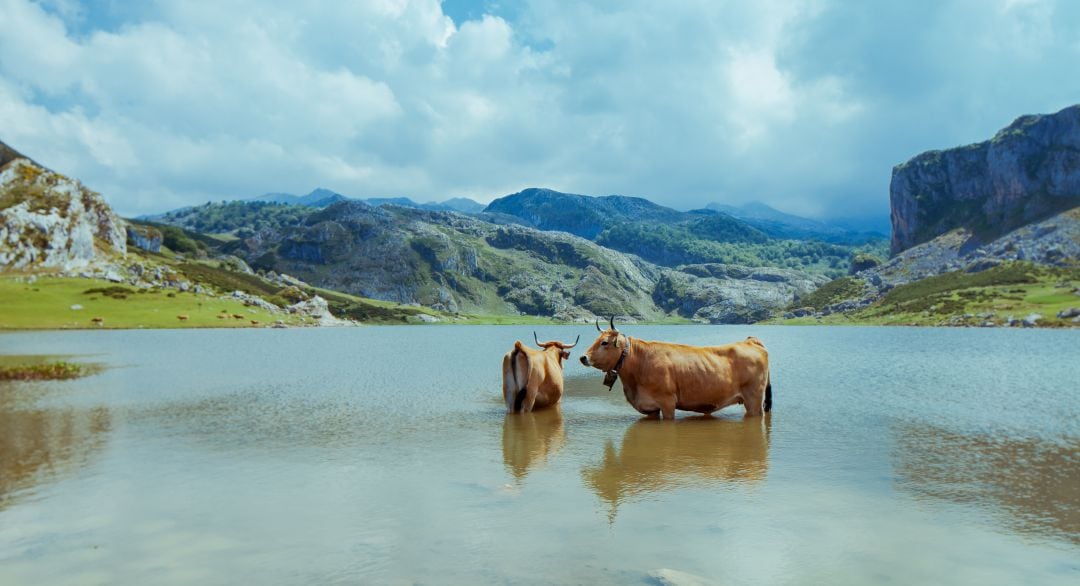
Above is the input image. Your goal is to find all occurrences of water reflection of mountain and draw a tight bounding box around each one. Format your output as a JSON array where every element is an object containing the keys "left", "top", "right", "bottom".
[
  {"left": 581, "top": 416, "right": 770, "bottom": 517},
  {"left": 892, "top": 424, "right": 1080, "bottom": 544},
  {"left": 502, "top": 407, "right": 566, "bottom": 482},
  {"left": 0, "top": 405, "right": 111, "bottom": 510}
]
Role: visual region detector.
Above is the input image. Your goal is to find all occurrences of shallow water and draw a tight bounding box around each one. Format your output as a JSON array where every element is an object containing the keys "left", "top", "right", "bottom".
[{"left": 1, "top": 325, "right": 1078, "bottom": 584}]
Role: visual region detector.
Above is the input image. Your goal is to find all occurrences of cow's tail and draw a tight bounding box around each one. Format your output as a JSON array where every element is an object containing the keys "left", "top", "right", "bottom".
[
  {"left": 763, "top": 372, "right": 772, "bottom": 413},
  {"left": 510, "top": 343, "right": 529, "bottom": 412}
]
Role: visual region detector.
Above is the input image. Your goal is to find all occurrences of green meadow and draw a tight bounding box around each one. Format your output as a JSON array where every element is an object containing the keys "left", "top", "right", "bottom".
[
  {"left": 0, "top": 276, "right": 302, "bottom": 330},
  {"left": 776, "top": 263, "right": 1080, "bottom": 327}
]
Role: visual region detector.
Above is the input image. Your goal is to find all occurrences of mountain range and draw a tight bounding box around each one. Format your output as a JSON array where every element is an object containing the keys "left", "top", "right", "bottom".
[
  {"left": 242, "top": 186, "right": 885, "bottom": 245},
  {"left": 151, "top": 196, "right": 833, "bottom": 322},
  {"left": 4, "top": 104, "right": 1076, "bottom": 327},
  {"left": 707, "top": 202, "right": 886, "bottom": 244},
  {"left": 250, "top": 189, "right": 486, "bottom": 213}
]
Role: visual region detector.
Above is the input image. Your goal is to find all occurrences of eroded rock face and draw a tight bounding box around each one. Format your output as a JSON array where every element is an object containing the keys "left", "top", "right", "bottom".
[
  {"left": 890, "top": 104, "right": 1080, "bottom": 255},
  {"left": 0, "top": 146, "right": 126, "bottom": 270},
  {"left": 654, "top": 264, "right": 828, "bottom": 324},
  {"left": 868, "top": 206, "right": 1080, "bottom": 290},
  {"left": 126, "top": 224, "right": 162, "bottom": 253}
]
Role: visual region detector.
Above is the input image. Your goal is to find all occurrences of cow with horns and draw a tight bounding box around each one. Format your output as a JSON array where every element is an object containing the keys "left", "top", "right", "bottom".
[
  {"left": 502, "top": 333, "right": 580, "bottom": 413},
  {"left": 580, "top": 316, "right": 772, "bottom": 419}
]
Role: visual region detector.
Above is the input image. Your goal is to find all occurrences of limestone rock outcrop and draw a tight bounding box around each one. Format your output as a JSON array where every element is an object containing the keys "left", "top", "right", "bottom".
[
  {"left": 0, "top": 141, "right": 126, "bottom": 270},
  {"left": 890, "top": 104, "right": 1080, "bottom": 255}
]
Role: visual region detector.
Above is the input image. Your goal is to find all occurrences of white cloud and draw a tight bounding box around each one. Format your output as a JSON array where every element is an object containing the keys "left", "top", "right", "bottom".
[{"left": 0, "top": 0, "right": 1077, "bottom": 218}]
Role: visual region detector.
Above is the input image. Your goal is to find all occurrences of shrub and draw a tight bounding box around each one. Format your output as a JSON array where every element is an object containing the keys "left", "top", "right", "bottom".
[{"left": 793, "top": 277, "right": 866, "bottom": 310}]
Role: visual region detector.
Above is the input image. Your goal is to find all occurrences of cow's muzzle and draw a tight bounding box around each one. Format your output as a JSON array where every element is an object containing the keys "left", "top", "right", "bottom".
[{"left": 580, "top": 356, "right": 590, "bottom": 366}]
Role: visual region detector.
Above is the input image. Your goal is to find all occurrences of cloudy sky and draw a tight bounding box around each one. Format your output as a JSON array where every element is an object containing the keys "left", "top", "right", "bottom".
[{"left": 1, "top": 0, "right": 1078, "bottom": 218}]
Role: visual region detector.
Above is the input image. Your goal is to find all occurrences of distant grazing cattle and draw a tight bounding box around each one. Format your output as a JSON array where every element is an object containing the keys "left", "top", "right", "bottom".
[
  {"left": 502, "top": 333, "right": 579, "bottom": 413},
  {"left": 580, "top": 317, "right": 772, "bottom": 419},
  {"left": 216, "top": 314, "right": 227, "bottom": 319},
  {"left": 250, "top": 320, "right": 260, "bottom": 325},
  {"left": 177, "top": 315, "right": 189, "bottom": 321},
  {"left": 90, "top": 317, "right": 104, "bottom": 325},
  {"left": 231, "top": 314, "right": 245, "bottom": 320}
]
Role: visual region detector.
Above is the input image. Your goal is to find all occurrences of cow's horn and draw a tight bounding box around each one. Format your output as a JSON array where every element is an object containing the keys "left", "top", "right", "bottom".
[
  {"left": 595, "top": 319, "right": 603, "bottom": 333},
  {"left": 534, "top": 331, "right": 544, "bottom": 347},
  {"left": 564, "top": 334, "right": 580, "bottom": 349},
  {"left": 609, "top": 315, "right": 617, "bottom": 332}
]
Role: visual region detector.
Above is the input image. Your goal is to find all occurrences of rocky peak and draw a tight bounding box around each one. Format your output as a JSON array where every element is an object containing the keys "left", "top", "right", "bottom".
[
  {"left": 890, "top": 104, "right": 1080, "bottom": 255},
  {"left": 0, "top": 140, "right": 25, "bottom": 168},
  {"left": 0, "top": 140, "right": 127, "bottom": 270}
]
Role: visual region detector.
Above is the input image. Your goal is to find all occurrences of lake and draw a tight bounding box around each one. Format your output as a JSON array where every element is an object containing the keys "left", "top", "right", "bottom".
[{"left": 1, "top": 325, "right": 1078, "bottom": 585}]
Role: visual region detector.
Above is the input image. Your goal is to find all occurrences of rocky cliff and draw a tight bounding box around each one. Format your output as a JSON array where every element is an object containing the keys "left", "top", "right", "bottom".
[
  {"left": 891, "top": 104, "right": 1080, "bottom": 255},
  {"left": 0, "top": 141, "right": 126, "bottom": 270}
]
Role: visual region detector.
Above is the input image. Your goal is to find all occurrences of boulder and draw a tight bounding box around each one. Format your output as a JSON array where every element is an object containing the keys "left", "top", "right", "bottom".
[
  {"left": 126, "top": 224, "right": 162, "bottom": 253},
  {"left": 286, "top": 295, "right": 351, "bottom": 326}
]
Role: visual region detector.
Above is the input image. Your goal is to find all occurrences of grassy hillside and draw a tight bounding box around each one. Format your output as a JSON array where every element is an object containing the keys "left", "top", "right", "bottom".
[
  {"left": 776, "top": 263, "right": 1080, "bottom": 327},
  {"left": 0, "top": 276, "right": 300, "bottom": 329},
  {"left": 597, "top": 221, "right": 878, "bottom": 278}
]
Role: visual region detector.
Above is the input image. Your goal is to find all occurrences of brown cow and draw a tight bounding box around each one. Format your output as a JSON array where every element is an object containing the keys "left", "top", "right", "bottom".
[
  {"left": 501, "top": 333, "right": 579, "bottom": 413},
  {"left": 580, "top": 317, "right": 771, "bottom": 419},
  {"left": 177, "top": 315, "right": 189, "bottom": 321}
]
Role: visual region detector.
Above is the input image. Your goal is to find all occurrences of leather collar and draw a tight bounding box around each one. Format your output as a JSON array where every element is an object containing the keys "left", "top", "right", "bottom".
[{"left": 602, "top": 335, "right": 631, "bottom": 391}]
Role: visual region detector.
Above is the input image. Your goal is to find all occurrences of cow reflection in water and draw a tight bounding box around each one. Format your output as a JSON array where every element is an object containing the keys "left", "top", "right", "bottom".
[
  {"left": 501, "top": 406, "right": 566, "bottom": 482},
  {"left": 582, "top": 416, "right": 770, "bottom": 517}
]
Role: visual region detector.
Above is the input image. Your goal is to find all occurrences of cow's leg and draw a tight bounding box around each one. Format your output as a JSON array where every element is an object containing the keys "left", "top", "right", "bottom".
[
  {"left": 658, "top": 395, "right": 677, "bottom": 421},
  {"left": 501, "top": 353, "right": 516, "bottom": 413},
  {"left": 741, "top": 380, "right": 766, "bottom": 417},
  {"left": 521, "top": 384, "right": 539, "bottom": 412}
]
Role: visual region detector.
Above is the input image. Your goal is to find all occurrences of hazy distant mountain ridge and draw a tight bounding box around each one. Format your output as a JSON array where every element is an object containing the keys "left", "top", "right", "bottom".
[
  {"left": 483, "top": 187, "right": 688, "bottom": 239},
  {"left": 254, "top": 188, "right": 349, "bottom": 207},
  {"left": 483, "top": 187, "right": 878, "bottom": 276},
  {"left": 707, "top": 202, "right": 885, "bottom": 244},
  {"left": 248, "top": 188, "right": 486, "bottom": 213},
  {"left": 891, "top": 103, "right": 1080, "bottom": 254}
]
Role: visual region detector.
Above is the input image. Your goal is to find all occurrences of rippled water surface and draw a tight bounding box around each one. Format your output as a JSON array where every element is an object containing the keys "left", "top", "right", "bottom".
[{"left": 1, "top": 326, "right": 1078, "bottom": 584}]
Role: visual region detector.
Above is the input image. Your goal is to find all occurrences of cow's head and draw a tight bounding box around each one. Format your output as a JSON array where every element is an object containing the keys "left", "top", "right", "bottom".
[
  {"left": 534, "top": 332, "right": 580, "bottom": 365},
  {"left": 580, "top": 316, "right": 625, "bottom": 371}
]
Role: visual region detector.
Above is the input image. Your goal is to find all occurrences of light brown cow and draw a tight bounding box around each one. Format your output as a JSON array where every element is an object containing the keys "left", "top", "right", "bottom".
[
  {"left": 580, "top": 317, "right": 771, "bottom": 419},
  {"left": 501, "top": 333, "right": 579, "bottom": 413}
]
